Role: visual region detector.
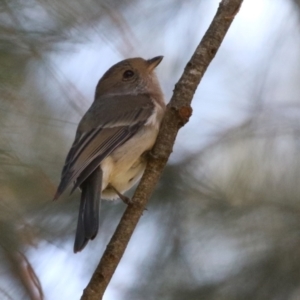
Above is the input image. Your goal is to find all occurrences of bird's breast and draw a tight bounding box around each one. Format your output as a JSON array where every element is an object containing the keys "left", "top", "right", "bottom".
[
  {"left": 100, "top": 123, "right": 158, "bottom": 200},
  {"left": 100, "top": 96, "right": 165, "bottom": 200}
]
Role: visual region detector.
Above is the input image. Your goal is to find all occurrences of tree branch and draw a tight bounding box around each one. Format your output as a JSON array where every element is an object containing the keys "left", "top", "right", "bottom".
[{"left": 81, "top": 0, "right": 243, "bottom": 299}]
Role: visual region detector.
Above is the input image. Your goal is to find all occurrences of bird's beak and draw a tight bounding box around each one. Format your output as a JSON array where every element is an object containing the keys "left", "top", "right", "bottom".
[{"left": 147, "top": 56, "right": 163, "bottom": 71}]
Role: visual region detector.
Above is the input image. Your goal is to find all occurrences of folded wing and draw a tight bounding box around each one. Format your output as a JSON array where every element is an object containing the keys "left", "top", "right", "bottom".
[{"left": 54, "top": 94, "right": 154, "bottom": 200}]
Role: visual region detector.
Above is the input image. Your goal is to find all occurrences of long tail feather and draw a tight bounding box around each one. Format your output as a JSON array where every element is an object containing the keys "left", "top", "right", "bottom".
[{"left": 73, "top": 167, "right": 102, "bottom": 253}]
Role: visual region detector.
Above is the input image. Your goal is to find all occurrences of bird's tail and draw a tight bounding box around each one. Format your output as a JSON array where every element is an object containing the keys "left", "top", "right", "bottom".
[{"left": 74, "top": 167, "right": 102, "bottom": 253}]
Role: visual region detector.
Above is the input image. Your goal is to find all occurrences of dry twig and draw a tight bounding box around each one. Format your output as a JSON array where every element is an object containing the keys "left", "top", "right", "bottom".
[{"left": 81, "top": 0, "right": 243, "bottom": 299}]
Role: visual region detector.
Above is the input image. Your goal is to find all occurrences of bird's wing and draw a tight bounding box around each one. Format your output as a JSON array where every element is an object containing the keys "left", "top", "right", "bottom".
[{"left": 54, "top": 94, "right": 154, "bottom": 199}]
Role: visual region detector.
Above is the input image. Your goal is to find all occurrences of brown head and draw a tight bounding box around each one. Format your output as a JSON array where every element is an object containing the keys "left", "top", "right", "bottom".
[{"left": 95, "top": 56, "right": 163, "bottom": 98}]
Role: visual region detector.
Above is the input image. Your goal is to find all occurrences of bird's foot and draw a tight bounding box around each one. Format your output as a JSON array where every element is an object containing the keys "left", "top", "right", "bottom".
[{"left": 108, "top": 184, "right": 132, "bottom": 205}]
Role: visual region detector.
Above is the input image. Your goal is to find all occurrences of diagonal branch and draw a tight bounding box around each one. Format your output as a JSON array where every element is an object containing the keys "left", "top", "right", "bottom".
[{"left": 81, "top": 0, "right": 243, "bottom": 299}]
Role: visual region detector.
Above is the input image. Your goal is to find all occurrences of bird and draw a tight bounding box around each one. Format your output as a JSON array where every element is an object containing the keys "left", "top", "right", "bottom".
[{"left": 53, "top": 56, "right": 165, "bottom": 252}]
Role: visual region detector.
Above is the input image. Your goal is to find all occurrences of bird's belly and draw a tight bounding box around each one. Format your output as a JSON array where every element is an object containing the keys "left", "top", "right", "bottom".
[{"left": 100, "top": 126, "right": 158, "bottom": 200}]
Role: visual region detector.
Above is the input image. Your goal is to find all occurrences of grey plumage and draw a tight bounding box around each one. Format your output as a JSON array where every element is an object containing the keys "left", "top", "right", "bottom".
[
  {"left": 54, "top": 56, "right": 165, "bottom": 252},
  {"left": 74, "top": 167, "right": 102, "bottom": 252},
  {"left": 54, "top": 94, "right": 154, "bottom": 199}
]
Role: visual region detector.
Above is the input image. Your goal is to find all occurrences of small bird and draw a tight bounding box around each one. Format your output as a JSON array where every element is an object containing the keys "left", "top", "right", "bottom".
[{"left": 54, "top": 56, "right": 165, "bottom": 252}]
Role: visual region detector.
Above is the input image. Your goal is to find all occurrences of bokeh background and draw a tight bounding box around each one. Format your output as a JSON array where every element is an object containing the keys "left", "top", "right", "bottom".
[{"left": 1, "top": 0, "right": 300, "bottom": 299}]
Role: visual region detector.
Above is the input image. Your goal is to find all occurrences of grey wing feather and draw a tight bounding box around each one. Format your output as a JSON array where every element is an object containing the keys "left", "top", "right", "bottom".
[
  {"left": 70, "top": 123, "right": 142, "bottom": 193},
  {"left": 54, "top": 94, "right": 154, "bottom": 200}
]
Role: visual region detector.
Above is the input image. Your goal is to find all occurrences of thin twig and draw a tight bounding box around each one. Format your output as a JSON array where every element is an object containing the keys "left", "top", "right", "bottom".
[{"left": 81, "top": 1, "right": 243, "bottom": 299}]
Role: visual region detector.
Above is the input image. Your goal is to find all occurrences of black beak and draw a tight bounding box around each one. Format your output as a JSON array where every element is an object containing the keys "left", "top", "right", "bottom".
[{"left": 147, "top": 56, "right": 163, "bottom": 70}]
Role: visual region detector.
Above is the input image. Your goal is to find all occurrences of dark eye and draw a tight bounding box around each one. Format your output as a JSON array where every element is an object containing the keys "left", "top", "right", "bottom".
[{"left": 123, "top": 70, "right": 134, "bottom": 79}]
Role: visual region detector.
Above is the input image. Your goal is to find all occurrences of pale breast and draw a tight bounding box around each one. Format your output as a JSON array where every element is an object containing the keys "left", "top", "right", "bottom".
[
  {"left": 100, "top": 97, "right": 165, "bottom": 200},
  {"left": 101, "top": 125, "right": 157, "bottom": 199},
  {"left": 101, "top": 104, "right": 164, "bottom": 199}
]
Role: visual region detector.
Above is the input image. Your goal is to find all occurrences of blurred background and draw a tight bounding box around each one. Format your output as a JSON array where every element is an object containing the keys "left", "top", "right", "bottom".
[{"left": 1, "top": 0, "right": 300, "bottom": 299}]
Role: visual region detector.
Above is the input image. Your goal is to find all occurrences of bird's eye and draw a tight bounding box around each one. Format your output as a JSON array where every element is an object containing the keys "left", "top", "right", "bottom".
[{"left": 123, "top": 70, "right": 134, "bottom": 79}]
